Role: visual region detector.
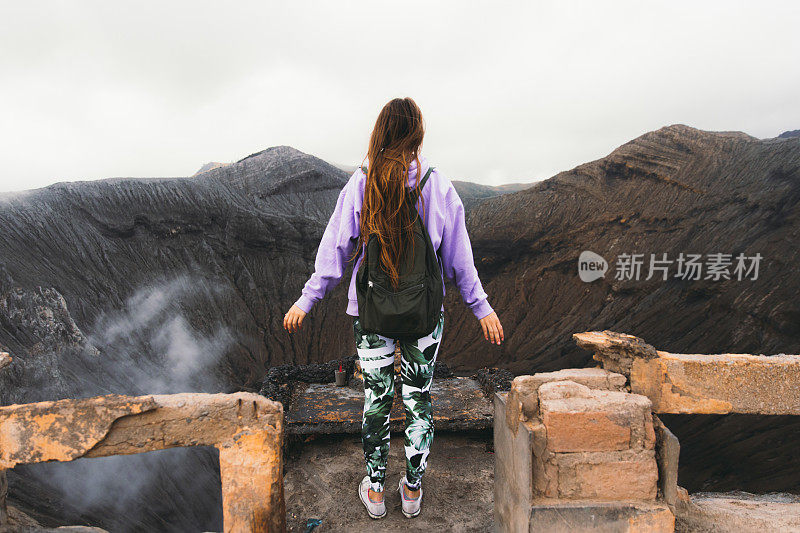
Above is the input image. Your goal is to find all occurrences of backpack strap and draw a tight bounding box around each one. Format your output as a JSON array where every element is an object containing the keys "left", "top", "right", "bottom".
[
  {"left": 413, "top": 166, "right": 434, "bottom": 202},
  {"left": 418, "top": 166, "right": 434, "bottom": 190}
]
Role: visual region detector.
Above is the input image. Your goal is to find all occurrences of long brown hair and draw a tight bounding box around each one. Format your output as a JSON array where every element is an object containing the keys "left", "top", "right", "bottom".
[{"left": 351, "top": 97, "right": 426, "bottom": 290}]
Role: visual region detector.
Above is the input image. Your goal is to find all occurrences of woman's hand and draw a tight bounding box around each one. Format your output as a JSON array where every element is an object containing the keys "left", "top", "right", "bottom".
[
  {"left": 283, "top": 305, "right": 307, "bottom": 333},
  {"left": 479, "top": 311, "right": 504, "bottom": 345}
]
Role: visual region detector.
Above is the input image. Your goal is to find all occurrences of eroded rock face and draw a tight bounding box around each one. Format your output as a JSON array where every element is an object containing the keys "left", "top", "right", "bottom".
[
  {"left": 464, "top": 126, "right": 800, "bottom": 373},
  {"left": 0, "top": 146, "right": 352, "bottom": 404}
]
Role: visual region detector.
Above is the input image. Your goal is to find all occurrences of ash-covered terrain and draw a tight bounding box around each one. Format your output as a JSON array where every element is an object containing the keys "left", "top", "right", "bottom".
[{"left": 1, "top": 126, "right": 799, "bottom": 531}]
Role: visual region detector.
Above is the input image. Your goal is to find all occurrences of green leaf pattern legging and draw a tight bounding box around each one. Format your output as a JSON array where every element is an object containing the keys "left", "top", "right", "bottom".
[{"left": 353, "top": 310, "right": 444, "bottom": 493}]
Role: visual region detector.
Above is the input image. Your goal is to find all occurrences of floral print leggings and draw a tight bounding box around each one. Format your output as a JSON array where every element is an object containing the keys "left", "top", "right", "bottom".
[{"left": 354, "top": 310, "right": 444, "bottom": 493}]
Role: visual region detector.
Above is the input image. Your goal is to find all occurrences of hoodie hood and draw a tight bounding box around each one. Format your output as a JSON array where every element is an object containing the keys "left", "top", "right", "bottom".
[{"left": 361, "top": 154, "right": 430, "bottom": 188}]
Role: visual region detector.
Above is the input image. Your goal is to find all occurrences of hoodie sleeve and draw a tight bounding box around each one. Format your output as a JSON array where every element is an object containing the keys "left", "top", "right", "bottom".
[
  {"left": 439, "top": 188, "right": 494, "bottom": 320},
  {"left": 293, "top": 171, "right": 361, "bottom": 313}
]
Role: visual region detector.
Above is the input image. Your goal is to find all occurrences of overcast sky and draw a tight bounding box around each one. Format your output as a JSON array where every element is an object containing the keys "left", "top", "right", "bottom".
[{"left": 1, "top": 1, "right": 798, "bottom": 192}]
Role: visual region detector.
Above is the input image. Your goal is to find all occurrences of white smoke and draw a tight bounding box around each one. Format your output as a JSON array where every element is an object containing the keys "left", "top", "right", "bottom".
[
  {"left": 18, "top": 275, "right": 236, "bottom": 531},
  {"left": 87, "top": 275, "right": 234, "bottom": 394}
]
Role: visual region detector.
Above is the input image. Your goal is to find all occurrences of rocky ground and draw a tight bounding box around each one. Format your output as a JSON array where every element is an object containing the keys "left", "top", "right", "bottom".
[{"left": 283, "top": 430, "right": 495, "bottom": 532}]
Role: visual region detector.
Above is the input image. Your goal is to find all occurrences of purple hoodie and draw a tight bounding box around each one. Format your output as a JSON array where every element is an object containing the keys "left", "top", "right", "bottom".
[{"left": 293, "top": 154, "right": 494, "bottom": 320}]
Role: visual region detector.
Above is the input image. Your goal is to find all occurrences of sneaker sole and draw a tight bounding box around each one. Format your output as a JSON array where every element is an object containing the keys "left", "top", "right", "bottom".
[{"left": 401, "top": 507, "right": 421, "bottom": 518}]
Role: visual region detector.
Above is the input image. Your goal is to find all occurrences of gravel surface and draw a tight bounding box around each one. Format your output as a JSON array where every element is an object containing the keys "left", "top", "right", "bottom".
[{"left": 284, "top": 430, "right": 495, "bottom": 532}]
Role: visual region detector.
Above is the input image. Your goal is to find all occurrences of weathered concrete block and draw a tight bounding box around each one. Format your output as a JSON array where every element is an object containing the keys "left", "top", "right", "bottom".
[
  {"left": 531, "top": 455, "right": 559, "bottom": 499},
  {"left": 556, "top": 450, "right": 659, "bottom": 501},
  {"left": 538, "top": 381, "right": 655, "bottom": 452},
  {"left": 506, "top": 368, "right": 627, "bottom": 435},
  {"left": 529, "top": 502, "right": 674, "bottom": 533},
  {"left": 543, "top": 410, "right": 631, "bottom": 452},
  {"left": 218, "top": 428, "right": 285, "bottom": 533},
  {"left": 574, "top": 330, "right": 800, "bottom": 415},
  {"left": 573, "top": 331, "right": 659, "bottom": 376},
  {"left": 676, "top": 492, "right": 800, "bottom": 533}
]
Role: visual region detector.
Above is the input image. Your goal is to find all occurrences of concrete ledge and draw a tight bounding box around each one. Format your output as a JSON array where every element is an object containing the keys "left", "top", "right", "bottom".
[
  {"left": 505, "top": 368, "right": 627, "bottom": 435},
  {"left": 287, "top": 377, "right": 493, "bottom": 434},
  {"left": 676, "top": 492, "right": 800, "bottom": 532},
  {"left": 574, "top": 331, "right": 800, "bottom": 414},
  {"left": 494, "top": 391, "right": 535, "bottom": 533},
  {"left": 494, "top": 389, "right": 670, "bottom": 532}
]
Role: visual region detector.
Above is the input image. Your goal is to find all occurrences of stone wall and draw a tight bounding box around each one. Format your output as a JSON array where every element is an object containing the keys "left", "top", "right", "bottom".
[{"left": 495, "top": 368, "right": 674, "bottom": 532}]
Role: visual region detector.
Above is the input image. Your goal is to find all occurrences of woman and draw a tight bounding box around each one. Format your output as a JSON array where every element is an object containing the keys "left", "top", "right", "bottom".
[{"left": 283, "top": 97, "right": 503, "bottom": 519}]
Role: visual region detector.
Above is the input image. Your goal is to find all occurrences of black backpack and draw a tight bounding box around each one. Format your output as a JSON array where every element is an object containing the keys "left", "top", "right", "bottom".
[{"left": 355, "top": 165, "right": 444, "bottom": 339}]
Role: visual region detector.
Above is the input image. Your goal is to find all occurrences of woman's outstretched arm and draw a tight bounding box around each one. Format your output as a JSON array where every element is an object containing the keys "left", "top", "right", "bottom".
[
  {"left": 439, "top": 188, "right": 504, "bottom": 344},
  {"left": 284, "top": 171, "right": 360, "bottom": 332}
]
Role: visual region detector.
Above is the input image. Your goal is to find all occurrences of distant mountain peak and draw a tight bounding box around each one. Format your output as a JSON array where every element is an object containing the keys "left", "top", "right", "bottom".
[
  {"left": 195, "top": 145, "right": 348, "bottom": 195},
  {"left": 236, "top": 145, "right": 308, "bottom": 165},
  {"left": 192, "top": 162, "right": 229, "bottom": 177}
]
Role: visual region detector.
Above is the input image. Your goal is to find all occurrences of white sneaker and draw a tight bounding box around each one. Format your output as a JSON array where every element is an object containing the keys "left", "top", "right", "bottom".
[
  {"left": 398, "top": 474, "right": 423, "bottom": 518},
  {"left": 358, "top": 475, "right": 386, "bottom": 519}
]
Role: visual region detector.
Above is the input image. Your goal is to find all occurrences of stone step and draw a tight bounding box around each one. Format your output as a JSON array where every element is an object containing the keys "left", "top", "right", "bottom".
[
  {"left": 528, "top": 501, "right": 674, "bottom": 532},
  {"left": 286, "top": 377, "right": 494, "bottom": 435}
]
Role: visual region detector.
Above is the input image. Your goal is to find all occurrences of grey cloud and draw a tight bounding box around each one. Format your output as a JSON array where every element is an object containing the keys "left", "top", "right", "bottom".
[{"left": 1, "top": 0, "right": 799, "bottom": 192}]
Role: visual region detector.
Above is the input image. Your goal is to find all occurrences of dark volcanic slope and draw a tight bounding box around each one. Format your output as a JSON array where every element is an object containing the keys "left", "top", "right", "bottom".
[
  {"left": 0, "top": 146, "right": 355, "bottom": 532},
  {"left": 1, "top": 127, "right": 799, "bottom": 395},
  {"left": 455, "top": 125, "right": 800, "bottom": 373},
  {"left": 0, "top": 146, "right": 356, "bottom": 403}
]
